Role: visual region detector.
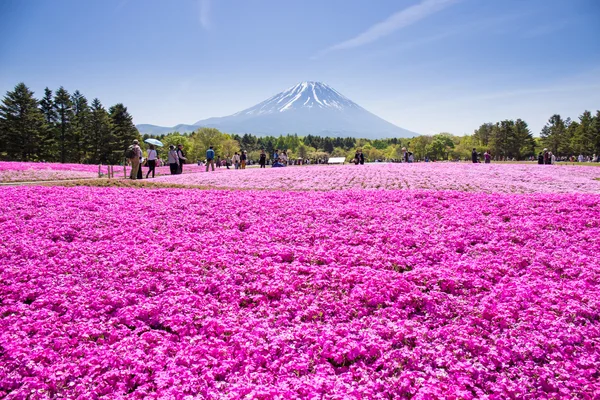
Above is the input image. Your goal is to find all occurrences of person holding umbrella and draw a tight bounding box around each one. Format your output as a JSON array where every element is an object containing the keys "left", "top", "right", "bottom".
[
  {"left": 146, "top": 144, "right": 158, "bottom": 178},
  {"left": 143, "top": 138, "right": 163, "bottom": 178}
]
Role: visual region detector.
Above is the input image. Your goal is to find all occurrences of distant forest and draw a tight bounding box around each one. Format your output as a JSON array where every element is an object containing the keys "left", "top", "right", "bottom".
[{"left": 1, "top": 82, "right": 599, "bottom": 163}]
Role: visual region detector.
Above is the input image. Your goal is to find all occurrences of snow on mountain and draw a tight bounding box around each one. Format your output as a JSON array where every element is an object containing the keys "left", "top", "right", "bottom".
[
  {"left": 138, "top": 82, "right": 417, "bottom": 139},
  {"left": 230, "top": 82, "right": 361, "bottom": 116}
]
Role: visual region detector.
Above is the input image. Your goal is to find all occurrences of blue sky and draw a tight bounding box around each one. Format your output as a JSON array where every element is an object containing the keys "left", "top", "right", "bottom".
[{"left": 1, "top": 0, "right": 599, "bottom": 135}]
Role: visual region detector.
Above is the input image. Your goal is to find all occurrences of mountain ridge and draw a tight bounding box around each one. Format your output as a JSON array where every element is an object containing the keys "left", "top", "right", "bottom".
[{"left": 137, "top": 82, "right": 417, "bottom": 139}]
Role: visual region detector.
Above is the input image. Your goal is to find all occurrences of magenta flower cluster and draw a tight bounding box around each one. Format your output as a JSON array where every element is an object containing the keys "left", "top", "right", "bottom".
[
  {"left": 1, "top": 186, "right": 598, "bottom": 398},
  {"left": 0, "top": 162, "right": 103, "bottom": 182},
  {"left": 0, "top": 162, "right": 210, "bottom": 182},
  {"left": 154, "top": 163, "right": 600, "bottom": 193}
]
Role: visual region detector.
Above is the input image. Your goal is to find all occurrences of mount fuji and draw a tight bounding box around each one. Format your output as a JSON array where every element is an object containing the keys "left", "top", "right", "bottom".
[{"left": 137, "top": 82, "right": 417, "bottom": 139}]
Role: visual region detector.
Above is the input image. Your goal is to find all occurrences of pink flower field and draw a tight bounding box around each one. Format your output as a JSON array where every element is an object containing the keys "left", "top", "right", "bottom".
[
  {"left": 1, "top": 185, "right": 599, "bottom": 398},
  {"left": 153, "top": 163, "right": 600, "bottom": 193},
  {"left": 0, "top": 162, "right": 212, "bottom": 183},
  {"left": 0, "top": 162, "right": 104, "bottom": 182}
]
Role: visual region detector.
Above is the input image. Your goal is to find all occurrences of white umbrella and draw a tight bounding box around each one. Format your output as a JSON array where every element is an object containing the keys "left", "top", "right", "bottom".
[{"left": 144, "top": 138, "right": 164, "bottom": 147}]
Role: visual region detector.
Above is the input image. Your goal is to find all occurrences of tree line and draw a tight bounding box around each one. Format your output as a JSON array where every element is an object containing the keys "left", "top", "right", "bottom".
[
  {"left": 153, "top": 110, "right": 599, "bottom": 163},
  {"left": 0, "top": 82, "right": 139, "bottom": 164},
  {"left": 2, "top": 82, "right": 599, "bottom": 163}
]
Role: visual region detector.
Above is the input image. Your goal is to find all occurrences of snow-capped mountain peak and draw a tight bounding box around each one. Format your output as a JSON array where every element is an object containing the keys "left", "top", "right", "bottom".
[
  {"left": 138, "top": 81, "right": 418, "bottom": 139},
  {"left": 234, "top": 81, "right": 361, "bottom": 116}
]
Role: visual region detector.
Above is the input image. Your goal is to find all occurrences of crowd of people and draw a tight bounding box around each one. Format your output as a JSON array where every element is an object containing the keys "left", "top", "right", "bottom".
[
  {"left": 124, "top": 140, "right": 600, "bottom": 179},
  {"left": 198, "top": 148, "right": 295, "bottom": 171}
]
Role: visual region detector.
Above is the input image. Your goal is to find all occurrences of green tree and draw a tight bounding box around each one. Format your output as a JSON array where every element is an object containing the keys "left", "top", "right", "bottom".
[
  {"left": 241, "top": 133, "right": 258, "bottom": 151},
  {"left": 109, "top": 103, "right": 139, "bottom": 164},
  {"left": 87, "top": 98, "right": 112, "bottom": 164},
  {"left": 71, "top": 90, "right": 90, "bottom": 162},
  {"left": 426, "top": 134, "right": 455, "bottom": 160},
  {"left": 221, "top": 137, "right": 241, "bottom": 159},
  {"left": 594, "top": 110, "right": 600, "bottom": 155},
  {"left": 540, "top": 114, "right": 567, "bottom": 155},
  {"left": 39, "top": 87, "right": 58, "bottom": 161},
  {"left": 331, "top": 147, "right": 346, "bottom": 157},
  {"left": 53, "top": 87, "right": 74, "bottom": 163},
  {"left": 371, "top": 139, "right": 388, "bottom": 150},
  {"left": 190, "top": 127, "right": 225, "bottom": 161},
  {"left": 473, "top": 123, "right": 493, "bottom": 146},
  {"left": 571, "top": 111, "right": 595, "bottom": 155},
  {"left": 410, "top": 135, "right": 433, "bottom": 160},
  {"left": 0, "top": 83, "right": 45, "bottom": 161},
  {"left": 297, "top": 144, "right": 309, "bottom": 160},
  {"left": 322, "top": 137, "right": 334, "bottom": 153},
  {"left": 513, "top": 119, "right": 535, "bottom": 159}
]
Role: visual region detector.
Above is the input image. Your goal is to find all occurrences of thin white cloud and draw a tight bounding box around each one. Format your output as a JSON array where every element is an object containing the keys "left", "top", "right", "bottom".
[
  {"left": 320, "top": 0, "right": 460, "bottom": 55},
  {"left": 199, "top": 0, "right": 211, "bottom": 30}
]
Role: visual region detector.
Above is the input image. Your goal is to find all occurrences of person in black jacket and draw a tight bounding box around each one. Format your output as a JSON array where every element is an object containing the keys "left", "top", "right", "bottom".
[
  {"left": 471, "top": 148, "right": 478, "bottom": 163},
  {"left": 240, "top": 150, "right": 247, "bottom": 169},
  {"left": 259, "top": 150, "right": 267, "bottom": 168},
  {"left": 537, "top": 152, "right": 544, "bottom": 165},
  {"left": 358, "top": 150, "right": 365, "bottom": 165},
  {"left": 177, "top": 144, "right": 187, "bottom": 174}
]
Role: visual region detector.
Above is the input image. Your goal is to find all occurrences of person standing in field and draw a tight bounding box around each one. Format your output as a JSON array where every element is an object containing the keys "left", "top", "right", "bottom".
[
  {"left": 232, "top": 152, "right": 240, "bottom": 169},
  {"left": 206, "top": 146, "right": 216, "bottom": 172},
  {"left": 359, "top": 150, "right": 365, "bottom": 165},
  {"left": 259, "top": 149, "right": 267, "bottom": 168},
  {"left": 127, "top": 140, "right": 142, "bottom": 179},
  {"left": 280, "top": 151, "right": 288, "bottom": 166},
  {"left": 168, "top": 145, "right": 179, "bottom": 175},
  {"left": 484, "top": 151, "right": 491, "bottom": 164},
  {"left": 216, "top": 155, "right": 221, "bottom": 168},
  {"left": 471, "top": 148, "right": 478, "bottom": 164},
  {"left": 146, "top": 144, "right": 157, "bottom": 178},
  {"left": 240, "top": 150, "right": 247, "bottom": 169},
  {"left": 137, "top": 156, "right": 144, "bottom": 179},
  {"left": 177, "top": 144, "right": 187, "bottom": 174}
]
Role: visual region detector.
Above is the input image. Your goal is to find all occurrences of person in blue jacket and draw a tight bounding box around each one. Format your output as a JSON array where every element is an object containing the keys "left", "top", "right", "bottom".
[{"left": 206, "top": 146, "right": 215, "bottom": 172}]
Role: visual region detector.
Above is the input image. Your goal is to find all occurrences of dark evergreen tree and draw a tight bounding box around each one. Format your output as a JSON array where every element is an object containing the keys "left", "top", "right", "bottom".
[
  {"left": 571, "top": 111, "right": 595, "bottom": 155},
  {"left": 71, "top": 90, "right": 90, "bottom": 162},
  {"left": 39, "top": 87, "right": 58, "bottom": 160},
  {"left": 513, "top": 119, "right": 535, "bottom": 158},
  {"left": 109, "top": 103, "right": 139, "bottom": 164},
  {"left": 343, "top": 137, "right": 356, "bottom": 150},
  {"left": 0, "top": 83, "right": 45, "bottom": 161},
  {"left": 540, "top": 114, "right": 567, "bottom": 155},
  {"left": 489, "top": 121, "right": 511, "bottom": 158},
  {"left": 53, "top": 87, "right": 74, "bottom": 163},
  {"left": 87, "top": 98, "right": 112, "bottom": 164},
  {"left": 474, "top": 123, "right": 493, "bottom": 146},
  {"left": 594, "top": 111, "right": 600, "bottom": 155},
  {"left": 241, "top": 133, "right": 258, "bottom": 151},
  {"left": 322, "top": 137, "right": 334, "bottom": 153}
]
